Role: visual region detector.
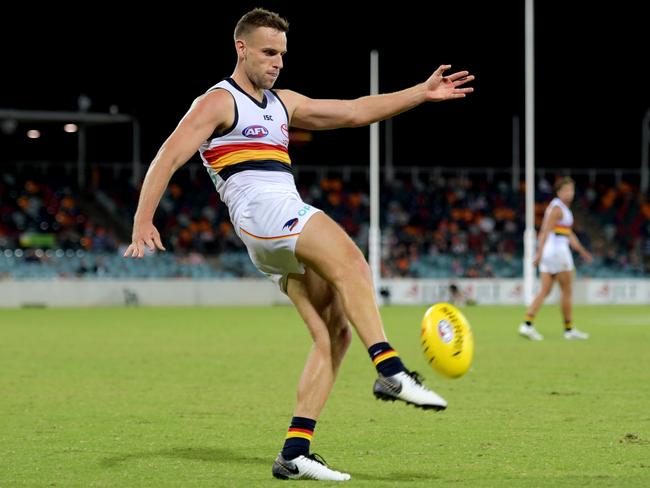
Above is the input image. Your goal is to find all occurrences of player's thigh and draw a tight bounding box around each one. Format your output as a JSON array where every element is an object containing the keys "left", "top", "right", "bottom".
[
  {"left": 294, "top": 212, "right": 369, "bottom": 284},
  {"left": 555, "top": 270, "right": 573, "bottom": 292}
]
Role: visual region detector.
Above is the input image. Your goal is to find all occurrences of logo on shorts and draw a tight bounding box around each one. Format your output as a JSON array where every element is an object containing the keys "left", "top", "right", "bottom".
[{"left": 283, "top": 218, "right": 299, "bottom": 231}]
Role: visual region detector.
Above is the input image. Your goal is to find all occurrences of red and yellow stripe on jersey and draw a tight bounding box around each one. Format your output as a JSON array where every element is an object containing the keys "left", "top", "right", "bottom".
[
  {"left": 202, "top": 142, "right": 291, "bottom": 173},
  {"left": 285, "top": 427, "right": 314, "bottom": 441},
  {"left": 554, "top": 225, "right": 571, "bottom": 236}
]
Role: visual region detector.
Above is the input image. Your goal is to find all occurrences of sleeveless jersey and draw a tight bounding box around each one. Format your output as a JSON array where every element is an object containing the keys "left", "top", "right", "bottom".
[
  {"left": 545, "top": 197, "right": 573, "bottom": 249},
  {"left": 198, "top": 78, "right": 296, "bottom": 226}
]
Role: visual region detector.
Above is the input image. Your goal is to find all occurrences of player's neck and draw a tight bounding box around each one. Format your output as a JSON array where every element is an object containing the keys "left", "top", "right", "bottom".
[{"left": 230, "top": 71, "right": 265, "bottom": 102}]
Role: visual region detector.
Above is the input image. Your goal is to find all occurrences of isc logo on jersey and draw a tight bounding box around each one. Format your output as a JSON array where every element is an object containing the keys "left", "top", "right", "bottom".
[{"left": 242, "top": 125, "right": 269, "bottom": 138}]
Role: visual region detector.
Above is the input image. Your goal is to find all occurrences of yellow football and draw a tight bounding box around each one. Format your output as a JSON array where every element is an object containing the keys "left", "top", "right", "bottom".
[{"left": 421, "top": 302, "right": 474, "bottom": 378}]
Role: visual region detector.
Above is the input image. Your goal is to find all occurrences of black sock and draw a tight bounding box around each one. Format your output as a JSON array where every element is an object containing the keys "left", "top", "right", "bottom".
[
  {"left": 368, "top": 342, "right": 406, "bottom": 376},
  {"left": 281, "top": 416, "right": 316, "bottom": 460}
]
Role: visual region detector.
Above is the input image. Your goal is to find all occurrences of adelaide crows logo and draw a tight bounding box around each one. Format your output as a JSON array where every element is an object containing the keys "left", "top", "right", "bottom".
[{"left": 283, "top": 218, "right": 299, "bottom": 232}]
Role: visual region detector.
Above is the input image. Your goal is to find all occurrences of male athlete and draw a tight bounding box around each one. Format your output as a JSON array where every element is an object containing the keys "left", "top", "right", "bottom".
[{"left": 124, "top": 8, "right": 474, "bottom": 481}]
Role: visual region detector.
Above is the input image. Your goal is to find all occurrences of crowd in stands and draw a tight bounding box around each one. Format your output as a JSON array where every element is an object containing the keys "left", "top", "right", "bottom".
[
  {"left": 0, "top": 172, "right": 119, "bottom": 254},
  {"left": 1, "top": 165, "right": 649, "bottom": 279},
  {"left": 574, "top": 179, "right": 650, "bottom": 277}
]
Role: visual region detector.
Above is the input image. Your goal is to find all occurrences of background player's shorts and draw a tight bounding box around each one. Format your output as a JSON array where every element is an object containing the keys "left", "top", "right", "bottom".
[
  {"left": 539, "top": 245, "right": 574, "bottom": 275},
  {"left": 237, "top": 192, "right": 322, "bottom": 293}
]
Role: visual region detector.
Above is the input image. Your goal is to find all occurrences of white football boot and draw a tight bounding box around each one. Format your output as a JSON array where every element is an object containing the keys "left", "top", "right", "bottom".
[
  {"left": 373, "top": 370, "right": 447, "bottom": 410},
  {"left": 519, "top": 323, "right": 544, "bottom": 341},
  {"left": 272, "top": 453, "right": 350, "bottom": 481},
  {"left": 564, "top": 328, "right": 589, "bottom": 340}
]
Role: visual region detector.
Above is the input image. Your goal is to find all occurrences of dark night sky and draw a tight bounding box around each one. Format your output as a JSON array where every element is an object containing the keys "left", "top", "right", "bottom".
[{"left": 3, "top": 1, "right": 649, "bottom": 171}]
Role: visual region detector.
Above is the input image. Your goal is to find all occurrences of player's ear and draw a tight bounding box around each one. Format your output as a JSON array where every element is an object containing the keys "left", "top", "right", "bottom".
[{"left": 235, "top": 39, "right": 247, "bottom": 58}]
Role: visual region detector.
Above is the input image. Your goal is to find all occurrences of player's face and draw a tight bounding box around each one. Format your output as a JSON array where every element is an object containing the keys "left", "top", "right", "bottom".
[
  {"left": 558, "top": 182, "right": 575, "bottom": 203},
  {"left": 241, "top": 27, "right": 287, "bottom": 90}
]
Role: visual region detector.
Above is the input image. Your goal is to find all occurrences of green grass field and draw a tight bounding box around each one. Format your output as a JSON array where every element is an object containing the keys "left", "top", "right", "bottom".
[{"left": 1, "top": 305, "right": 649, "bottom": 486}]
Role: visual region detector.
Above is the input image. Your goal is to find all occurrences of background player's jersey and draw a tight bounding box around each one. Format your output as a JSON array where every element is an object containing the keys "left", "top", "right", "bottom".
[
  {"left": 539, "top": 198, "right": 575, "bottom": 273},
  {"left": 545, "top": 197, "right": 573, "bottom": 247}
]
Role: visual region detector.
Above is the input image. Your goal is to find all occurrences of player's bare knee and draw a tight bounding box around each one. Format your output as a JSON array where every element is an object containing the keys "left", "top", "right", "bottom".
[
  {"left": 311, "top": 328, "right": 332, "bottom": 351},
  {"left": 327, "top": 313, "right": 350, "bottom": 341},
  {"left": 338, "top": 325, "right": 352, "bottom": 350},
  {"left": 321, "top": 299, "right": 348, "bottom": 332},
  {"left": 329, "top": 323, "right": 351, "bottom": 359}
]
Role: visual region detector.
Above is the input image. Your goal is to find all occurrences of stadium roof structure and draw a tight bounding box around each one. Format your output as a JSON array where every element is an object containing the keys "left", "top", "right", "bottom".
[{"left": 0, "top": 108, "right": 141, "bottom": 187}]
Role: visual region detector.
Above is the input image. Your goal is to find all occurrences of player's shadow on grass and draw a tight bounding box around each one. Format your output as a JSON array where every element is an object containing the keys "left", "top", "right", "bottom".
[
  {"left": 102, "top": 448, "right": 440, "bottom": 482},
  {"left": 101, "top": 447, "right": 267, "bottom": 468},
  {"left": 354, "top": 471, "right": 441, "bottom": 482}
]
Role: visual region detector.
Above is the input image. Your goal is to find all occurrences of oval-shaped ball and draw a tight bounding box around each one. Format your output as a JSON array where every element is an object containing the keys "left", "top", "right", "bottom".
[{"left": 421, "top": 302, "right": 474, "bottom": 378}]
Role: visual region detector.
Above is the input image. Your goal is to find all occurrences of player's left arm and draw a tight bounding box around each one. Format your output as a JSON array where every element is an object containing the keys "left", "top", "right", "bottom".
[
  {"left": 569, "top": 231, "right": 593, "bottom": 263},
  {"left": 277, "top": 64, "right": 474, "bottom": 130}
]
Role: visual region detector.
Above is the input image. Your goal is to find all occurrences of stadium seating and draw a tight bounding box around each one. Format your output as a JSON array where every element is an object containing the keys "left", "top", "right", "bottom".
[{"left": 1, "top": 166, "right": 647, "bottom": 279}]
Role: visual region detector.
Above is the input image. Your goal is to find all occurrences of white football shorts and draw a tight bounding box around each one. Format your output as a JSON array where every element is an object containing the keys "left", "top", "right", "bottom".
[
  {"left": 236, "top": 192, "right": 321, "bottom": 292},
  {"left": 539, "top": 244, "right": 574, "bottom": 275}
]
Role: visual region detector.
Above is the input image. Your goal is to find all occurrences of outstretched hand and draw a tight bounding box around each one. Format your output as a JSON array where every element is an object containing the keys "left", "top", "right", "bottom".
[
  {"left": 424, "top": 65, "right": 474, "bottom": 102},
  {"left": 123, "top": 222, "right": 166, "bottom": 259}
]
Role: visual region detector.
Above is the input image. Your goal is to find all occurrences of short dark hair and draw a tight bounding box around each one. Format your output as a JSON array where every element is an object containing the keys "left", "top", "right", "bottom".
[
  {"left": 554, "top": 176, "right": 575, "bottom": 193},
  {"left": 234, "top": 8, "right": 289, "bottom": 39}
]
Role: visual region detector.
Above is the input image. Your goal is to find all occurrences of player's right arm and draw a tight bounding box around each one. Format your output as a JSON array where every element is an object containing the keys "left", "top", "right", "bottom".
[
  {"left": 533, "top": 206, "right": 562, "bottom": 266},
  {"left": 124, "top": 90, "right": 234, "bottom": 258}
]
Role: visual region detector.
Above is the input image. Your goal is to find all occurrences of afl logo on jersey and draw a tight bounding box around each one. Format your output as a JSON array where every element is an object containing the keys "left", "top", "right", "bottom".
[{"left": 242, "top": 125, "right": 269, "bottom": 138}]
